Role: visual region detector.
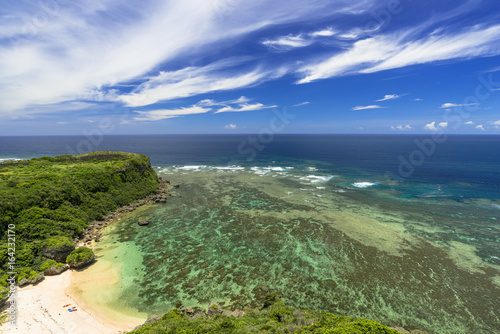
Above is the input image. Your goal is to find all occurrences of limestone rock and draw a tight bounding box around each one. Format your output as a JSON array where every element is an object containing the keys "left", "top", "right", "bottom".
[
  {"left": 207, "top": 302, "right": 223, "bottom": 317},
  {"left": 138, "top": 218, "right": 150, "bottom": 226},
  {"left": 43, "top": 264, "right": 70, "bottom": 276},
  {"left": 19, "top": 273, "right": 44, "bottom": 286},
  {"left": 42, "top": 245, "right": 75, "bottom": 263},
  {"left": 231, "top": 310, "right": 245, "bottom": 317}
]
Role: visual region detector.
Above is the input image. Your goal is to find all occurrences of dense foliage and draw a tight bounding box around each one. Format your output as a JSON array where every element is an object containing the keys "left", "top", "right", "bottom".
[
  {"left": 130, "top": 293, "right": 400, "bottom": 334},
  {"left": 66, "top": 247, "right": 94, "bottom": 267},
  {"left": 0, "top": 152, "right": 159, "bottom": 298}
]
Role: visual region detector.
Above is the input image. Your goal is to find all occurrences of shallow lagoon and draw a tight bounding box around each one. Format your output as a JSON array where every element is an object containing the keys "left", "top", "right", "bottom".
[{"left": 90, "top": 165, "right": 499, "bottom": 334}]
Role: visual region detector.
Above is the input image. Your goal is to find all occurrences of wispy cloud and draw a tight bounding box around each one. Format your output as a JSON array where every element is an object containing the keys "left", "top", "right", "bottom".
[
  {"left": 475, "top": 124, "right": 485, "bottom": 131},
  {"left": 215, "top": 103, "right": 277, "bottom": 114},
  {"left": 440, "top": 102, "right": 478, "bottom": 108},
  {"left": 133, "top": 106, "right": 211, "bottom": 121},
  {"left": 465, "top": 121, "right": 475, "bottom": 125},
  {"left": 262, "top": 34, "right": 312, "bottom": 49},
  {"left": 376, "top": 94, "right": 404, "bottom": 102},
  {"left": 352, "top": 105, "right": 383, "bottom": 111},
  {"left": 493, "top": 120, "right": 500, "bottom": 125},
  {"left": 292, "top": 101, "right": 310, "bottom": 107},
  {"left": 0, "top": 0, "right": 354, "bottom": 117},
  {"left": 297, "top": 24, "right": 500, "bottom": 84},
  {"left": 118, "top": 63, "right": 275, "bottom": 107},
  {"left": 310, "top": 28, "right": 336, "bottom": 37},
  {"left": 224, "top": 124, "right": 238, "bottom": 129}
]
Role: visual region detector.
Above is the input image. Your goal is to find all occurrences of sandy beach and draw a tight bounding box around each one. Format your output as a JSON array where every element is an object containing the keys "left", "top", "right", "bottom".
[{"left": 0, "top": 269, "right": 145, "bottom": 334}]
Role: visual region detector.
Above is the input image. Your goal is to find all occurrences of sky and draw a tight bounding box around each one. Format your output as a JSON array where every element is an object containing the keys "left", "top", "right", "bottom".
[{"left": 1, "top": 0, "right": 500, "bottom": 135}]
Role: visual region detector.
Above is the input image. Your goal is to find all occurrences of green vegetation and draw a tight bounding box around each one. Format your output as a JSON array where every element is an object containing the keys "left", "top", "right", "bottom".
[
  {"left": 130, "top": 294, "right": 400, "bottom": 334},
  {"left": 66, "top": 247, "right": 94, "bottom": 267},
  {"left": 44, "top": 236, "right": 75, "bottom": 248},
  {"left": 0, "top": 151, "right": 159, "bottom": 299}
]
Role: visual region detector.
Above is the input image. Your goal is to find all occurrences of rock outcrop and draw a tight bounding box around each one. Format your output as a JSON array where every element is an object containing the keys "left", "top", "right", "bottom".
[
  {"left": 43, "top": 264, "right": 70, "bottom": 276},
  {"left": 19, "top": 273, "right": 44, "bottom": 286},
  {"left": 75, "top": 180, "right": 173, "bottom": 247},
  {"left": 42, "top": 245, "right": 75, "bottom": 263},
  {"left": 138, "top": 218, "right": 150, "bottom": 226}
]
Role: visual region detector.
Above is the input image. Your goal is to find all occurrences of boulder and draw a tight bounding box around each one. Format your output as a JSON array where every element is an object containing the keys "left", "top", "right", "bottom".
[
  {"left": 138, "top": 218, "right": 150, "bottom": 226},
  {"left": 131, "top": 315, "right": 162, "bottom": 332},
  {"left": 207, "top": 302, "right": 223, "bottom": 317},
  {"left": 189, "top": 312, "right": 205, "bottom": 320},
  {"left": 231, "top": 310, "right": 245, "bottom": 317},
  {"left": 19, "top": 273, "right": 44, "bottom": 286},
  {"left": 67, "top": 247, "right": 96, "bottom": 269},
  {"left": 43, "top": 264, "right": 70, "bottom": 276}
]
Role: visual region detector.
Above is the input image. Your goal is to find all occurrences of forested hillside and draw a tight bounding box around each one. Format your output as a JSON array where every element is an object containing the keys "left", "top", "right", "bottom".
[{"left": 0, "top": 152, "right": 159, "bottom": 299}]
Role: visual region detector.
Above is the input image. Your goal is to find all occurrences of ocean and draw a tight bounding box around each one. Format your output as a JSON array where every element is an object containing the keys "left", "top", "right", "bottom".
[{"left": 1, "top": 134, "right": 499, "bottom": 333}]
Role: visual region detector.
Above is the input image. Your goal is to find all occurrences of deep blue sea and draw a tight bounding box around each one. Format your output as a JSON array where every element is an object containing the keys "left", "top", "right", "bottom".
[
  {"left": 1, "top": 134, "right": 499, "bottom": 333},
  {"left": 0, "top": 134, "right": 499, "bottom": 199}
]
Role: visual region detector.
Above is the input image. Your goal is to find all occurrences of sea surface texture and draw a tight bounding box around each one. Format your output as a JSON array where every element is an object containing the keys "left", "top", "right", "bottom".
[{"left": 1, "top": 135, "right": 499, "bottom": 333}]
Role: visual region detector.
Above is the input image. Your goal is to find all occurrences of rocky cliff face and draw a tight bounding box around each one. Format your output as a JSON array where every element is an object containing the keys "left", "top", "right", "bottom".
[{"left": 42, "top": 245, "right": 75, "bottom": 263}]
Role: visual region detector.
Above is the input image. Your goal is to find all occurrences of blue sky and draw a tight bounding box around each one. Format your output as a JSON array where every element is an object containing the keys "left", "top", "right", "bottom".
[{"left": 1, "top": 0, "right": 500, "bottom": 135}]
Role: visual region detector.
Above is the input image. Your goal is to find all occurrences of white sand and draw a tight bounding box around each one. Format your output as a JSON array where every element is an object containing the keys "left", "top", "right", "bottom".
[{"left": 0, "top": 270, "right": 145, "bottom": 334}]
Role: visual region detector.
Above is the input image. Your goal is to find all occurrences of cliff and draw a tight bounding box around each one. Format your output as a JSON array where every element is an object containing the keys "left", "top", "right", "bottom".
[{"left": 0, "top": 151, "right": 161, "bottom": 300}]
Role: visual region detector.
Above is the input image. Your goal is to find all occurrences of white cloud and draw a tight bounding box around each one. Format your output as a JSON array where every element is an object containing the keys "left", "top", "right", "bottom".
[
  {"left": 464, "top": 121, "right": 475, "bottom": 125},
  {"left": 215, "top": 103, "right": 277, "bottom": 113},
  {"left": 262, "top": 34, "right": 312, "bottom": 49},
  {"left": 118, "top": 63, "right": 275, "bottom": 107},
  {"left": 413, "top": 98, "right": 423, "bottom": 101},
  {"left": 424, "top": 121, "right": 449, "bottom": 131},
  {"left": 424, "top": 122, "right": 438, "bottom": 131},
  {"left": 0, "top": 0, "right": 359, "bottom": 116},
  {"left": 57, "top": 122, "right": 68, "bottom": 125},
  {"left": 376, "top": 94, "right": 403, "bottom": 102},
  {"left": 391, "top": 124, "right": 414, "bottom": 131},
  {"left": 424, "top": 121, "right": 447, "bottom": 131},
  {"left": 440, "top": 102, "right": 478, "bottom": 108},
  {"left": 292, "top": 101, "right": 310, "bottom": 107},
  {"left": 310, "top": 28, "right": 336, "bottom": 37},
  {"left": 492, "top": 120, "right": 500, "bottom": 125},
  {"left": 225, "top": 124, "right": 237, "bottom": 129},
  {"left": 438, "top": 122, "right": 448, "bottom": 128},
  {"left": 352, "top": 105, "right": 383, "bottom": 111},
  {"left": 298, "top": 24, "right": 500, "bottom": 84},
  {"left": 133, "top": 106, "right": 211, "bottom": 121},
  {"left": 475, "top": 124, "right": 485, "bottom": 131}
]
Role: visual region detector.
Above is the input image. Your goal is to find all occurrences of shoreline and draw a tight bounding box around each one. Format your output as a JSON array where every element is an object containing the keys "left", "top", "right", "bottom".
[
  {"left": 0, "top": 270, "right": 143, "bottom": 334},
  {"left": 0, "top": 180, "right": 171, "bottom": 333}
]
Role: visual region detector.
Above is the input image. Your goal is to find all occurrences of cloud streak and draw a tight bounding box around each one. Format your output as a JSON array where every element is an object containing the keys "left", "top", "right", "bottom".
[
  {"left": 297, "top": 24, "right": 500, "bottom": 84},
  {"left": 215, "top": 102, "right": 277, "bottom": 113},
  {"left": 133, "top": 106, "right": 211, "bottom": 121},
  {"left": 352, "top": 105, "right": 383, "bottom": 111},
  {"left": 377, "top": 94, "right": 403, "bottom": 102}
]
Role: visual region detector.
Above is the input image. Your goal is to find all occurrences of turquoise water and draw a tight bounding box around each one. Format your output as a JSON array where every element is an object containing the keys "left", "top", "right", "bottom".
[
  {"left": 94, "top": 165, "right": 499, "bottom": 334},
  {"left": 2, "top": 135, "right": 499, "bottom": 332}
]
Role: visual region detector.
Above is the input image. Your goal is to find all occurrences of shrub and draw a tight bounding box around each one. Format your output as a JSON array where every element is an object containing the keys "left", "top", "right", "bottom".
[{"left": 66, "top": 247, "right": 94, "bottom": 266}]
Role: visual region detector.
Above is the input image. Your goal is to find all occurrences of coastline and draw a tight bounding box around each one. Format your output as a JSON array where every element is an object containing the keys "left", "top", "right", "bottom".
[
  {"left": 0, "top": 178, "right": 170, "bottom": 333},
  {"left": 0, "top": 270, "right": 143, "bottom": 334}
]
